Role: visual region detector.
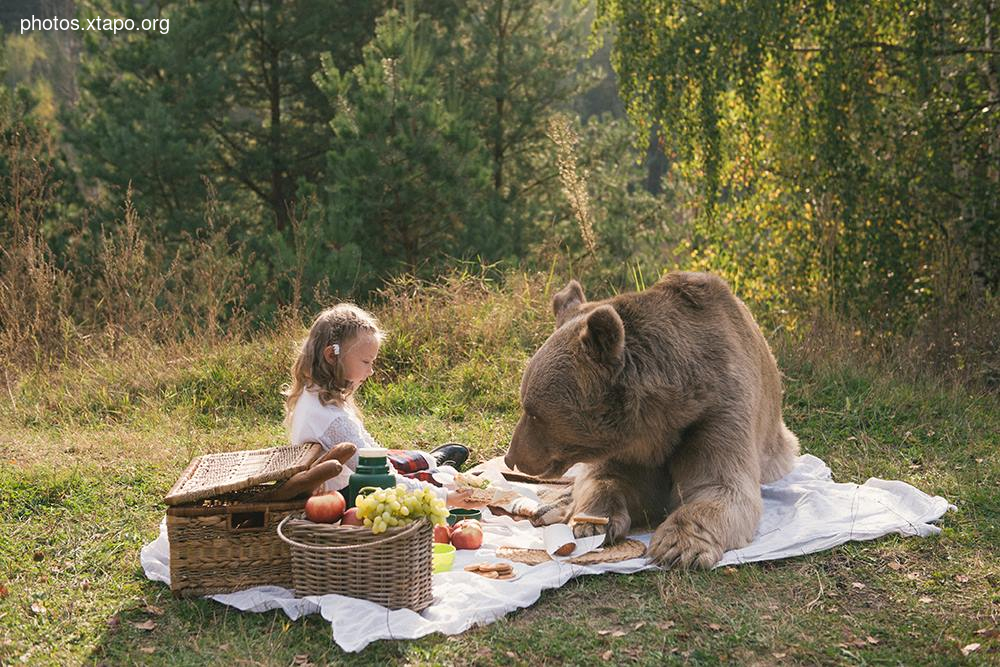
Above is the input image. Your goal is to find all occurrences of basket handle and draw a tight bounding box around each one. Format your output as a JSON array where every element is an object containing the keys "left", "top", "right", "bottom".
[{"left": 276, "top": 512, "right": 426, "bottom": 551}]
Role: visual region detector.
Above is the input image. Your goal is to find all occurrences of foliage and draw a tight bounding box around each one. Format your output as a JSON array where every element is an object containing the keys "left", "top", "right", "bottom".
[
  {"left": 598, "top": 0, "right": 999, "bottom": 329},
  {"left": 66, "top": 0, "right": 388, "bottom": 261},
  {"left": 310, "top": 7, "right": 492, "bottom": 292}
]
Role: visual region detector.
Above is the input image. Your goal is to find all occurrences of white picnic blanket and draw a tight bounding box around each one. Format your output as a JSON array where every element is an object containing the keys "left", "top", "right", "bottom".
[{"left": 141, "top": 454, "right": 953, "bottom": 653}]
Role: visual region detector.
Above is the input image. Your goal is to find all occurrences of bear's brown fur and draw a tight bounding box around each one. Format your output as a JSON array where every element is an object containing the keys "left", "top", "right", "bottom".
[{"left": 504, "top": 271, "right": 799, "bottom": 568}]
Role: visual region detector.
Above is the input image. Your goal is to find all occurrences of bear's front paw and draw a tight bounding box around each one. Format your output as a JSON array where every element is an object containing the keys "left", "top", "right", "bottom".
[
  {"left": 528, "top": 496, "right": 572, "bottom": 527},
  {"left": 647, "top": 509, "right": 724, "bottom": 569}
]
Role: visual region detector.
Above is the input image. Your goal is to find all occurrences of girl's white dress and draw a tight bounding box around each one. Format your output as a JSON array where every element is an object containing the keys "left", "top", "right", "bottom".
[{"left": 288, "top": 388, "right": 445, "bottom": 497}]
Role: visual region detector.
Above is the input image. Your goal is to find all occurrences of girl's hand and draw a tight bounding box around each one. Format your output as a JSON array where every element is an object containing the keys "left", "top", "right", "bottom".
[{"left": 446, "top": 488, "right": 489, "bottom": 509}]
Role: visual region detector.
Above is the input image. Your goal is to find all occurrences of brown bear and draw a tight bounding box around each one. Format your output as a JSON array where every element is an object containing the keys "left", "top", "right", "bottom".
[{"left": 504, "top": 271, "right": 799, "bottom": 568}]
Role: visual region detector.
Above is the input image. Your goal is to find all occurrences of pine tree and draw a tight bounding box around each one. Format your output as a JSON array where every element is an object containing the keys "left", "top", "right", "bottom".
[
  {"left": 67, "top": 0, "right": 388, "bottom": 238},
  {"left": 311, "top": 7, "right": 491, "bottom": 290}
]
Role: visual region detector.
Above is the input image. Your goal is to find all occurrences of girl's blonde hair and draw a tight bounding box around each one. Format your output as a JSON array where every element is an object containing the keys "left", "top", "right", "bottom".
[{"left": 283, "top": 304, "right": 386, "bottom": 422}]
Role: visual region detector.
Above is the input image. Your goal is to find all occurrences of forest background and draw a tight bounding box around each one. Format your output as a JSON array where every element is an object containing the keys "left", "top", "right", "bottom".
[{"left": 2, "top": 0, "right": 997, "bottom": 385}]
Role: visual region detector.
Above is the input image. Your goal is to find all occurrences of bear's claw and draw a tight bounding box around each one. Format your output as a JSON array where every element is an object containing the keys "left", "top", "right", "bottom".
[{"left": 647, "top": 512, "right": 724, "bottom": 569}]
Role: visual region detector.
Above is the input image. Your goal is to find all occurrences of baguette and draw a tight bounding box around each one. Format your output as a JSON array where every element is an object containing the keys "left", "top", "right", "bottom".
[
  {"left": 314, "top": 442, "right": 357, "bottom": 466},
  {"left": 259, "top": 460, "right": 344, "bottom": 501}
]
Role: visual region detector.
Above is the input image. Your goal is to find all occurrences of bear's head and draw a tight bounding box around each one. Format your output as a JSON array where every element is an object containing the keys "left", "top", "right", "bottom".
[{"left": 504, "top": 280, "right": 626, "bottom": 477}]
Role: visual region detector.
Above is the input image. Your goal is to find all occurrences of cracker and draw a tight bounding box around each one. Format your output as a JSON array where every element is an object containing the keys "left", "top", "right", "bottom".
[
  {"left": 464, "top": 564, "right": 483, "bottom": 573},
  {"left": 463, "top": 486, "right": 521, "bottom": 506}
]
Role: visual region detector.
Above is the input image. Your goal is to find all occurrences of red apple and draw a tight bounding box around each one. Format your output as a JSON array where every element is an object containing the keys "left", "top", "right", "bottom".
[
  {"left": 449, "top": 519, "right": 483, "bottom": 550},
  {"left": 304, "top": 491, "right": 346, "bottom": 523},
  {"left": 341, "top": 507, "right": 363, "bottom": 526},
  {"left": 433, "top": 523, "right": 452, "bottom": 544}
]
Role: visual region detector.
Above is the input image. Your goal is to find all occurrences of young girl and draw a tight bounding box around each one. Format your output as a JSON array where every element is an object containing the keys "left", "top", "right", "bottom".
[{"left": 283, "top": 303, "right": 481, "bottom": 507}]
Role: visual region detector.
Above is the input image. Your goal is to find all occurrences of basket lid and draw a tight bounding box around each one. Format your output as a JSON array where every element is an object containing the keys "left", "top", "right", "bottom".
[{"left": 164, "top": 443, "right": 324, "bottom": 506}]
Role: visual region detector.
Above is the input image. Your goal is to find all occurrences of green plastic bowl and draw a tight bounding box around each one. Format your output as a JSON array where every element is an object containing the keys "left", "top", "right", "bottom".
[
  {"left": 447, "top": 508, "right": 482, "bottom": 525},
  {"left": 432, "top": 543, "right": 456, "bottom": 573}
]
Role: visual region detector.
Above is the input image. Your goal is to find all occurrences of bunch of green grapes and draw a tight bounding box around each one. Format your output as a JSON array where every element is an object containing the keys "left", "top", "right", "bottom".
[{"left": 355, "top": 485, "right": 449, "bottom": 534}]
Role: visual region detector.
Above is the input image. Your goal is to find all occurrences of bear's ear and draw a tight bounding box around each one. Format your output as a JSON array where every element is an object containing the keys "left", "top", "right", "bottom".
[
  {"left": 552, "top": 279, "right": 586, "bottom": 328},
  {"left": 579, "top": 305, "right": 625, "bottom": 366}
]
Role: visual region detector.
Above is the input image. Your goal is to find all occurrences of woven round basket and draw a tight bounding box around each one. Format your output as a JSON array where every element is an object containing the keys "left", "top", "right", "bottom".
[{"left": 277, "top": 513, "right": 433, "bottom": 611}]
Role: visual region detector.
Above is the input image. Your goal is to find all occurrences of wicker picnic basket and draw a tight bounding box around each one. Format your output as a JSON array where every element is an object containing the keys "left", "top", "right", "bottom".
[
  {"left": 164, "top": 443, "right": 324, "bottom": 598},
  {"left": 277, "top": 513, "right": 434, "bottom": 611}
]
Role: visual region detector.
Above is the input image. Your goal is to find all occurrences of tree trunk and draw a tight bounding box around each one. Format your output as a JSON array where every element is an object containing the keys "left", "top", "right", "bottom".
[
  {"left": 269, "top": 5, "right": 288, "bottom": 232},
  {"left": 493, "top": 0, "right": 517, "bottom": 254}
]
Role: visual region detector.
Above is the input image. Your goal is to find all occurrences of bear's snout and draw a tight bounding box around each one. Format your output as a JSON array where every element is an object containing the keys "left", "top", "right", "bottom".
[
  {"left": 503, "top": 450, "right": 518, "bottom": 471},
  {"left": 505, "top": 417, "right": 538, "bottom": 473},
  {"left": 505, "top": 417, "right": 560, "bottom": 476}
]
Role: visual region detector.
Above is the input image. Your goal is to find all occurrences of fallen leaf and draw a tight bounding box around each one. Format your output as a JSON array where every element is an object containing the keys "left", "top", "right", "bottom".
[
  {"left": 954, "top": 575, "right": 970, "bottom": 584},
  {"left": 143, "top": 604, "right": 164, "bottom": 616},
  {"left": 218, "top": 644, "right": 230, "bottom": 651},
  {"left": 505, "top": 651, "right": 516, "bottom": 659},
  {"left": 32, "top": 552, "right": 44, "bottom": 562},
  {"left": 106, "top": 616, "right": 119, "bottom": 630},
  {"left": 597, "top": 630, "right": 611, "bottom": 636},
  {"left": 887, "top": 562, "right": 903, "bottom": 571},
  {"left": 611, "top": 630, "right": 627, "bottom": 638},
  {"left": 131, "top": 619, "right": 156, "bottom": 631},
  {"left": 723, "top": 567, "right": 737, "bottom": 575},
  {"left": 851, "top": 582, "right": 866, "bottom": 590},
  {"left": 919, "top": 596, "right": 932, "bottom": 604},
  {"left": 866, "top": 636, "right": 880, "bottom": 645},
  {"left": 633, "top": 622, "right": 646, "bottom": 630},
  {"left": 0, "top": 585, "right": 8, "bottom": 598},
  {"left": 29, "top": 602, "right": 45, "bottom": 616},
  {"left": 139, "top": 647, "right": 155, "bottom": 654},
  {"left": 974, "top": 628, "right": 998, "bottom": 638},
  {"left": 772, "top": 653, "right": 786, "bottom": 659},
  {"left": 961, "top": 643, "right": 980, "bottom": 657},
  {"left": 601, "top": 650, "right": 613, "bottom": 660},
  {"left": 708, "top": 623, "right": 722, "bottom": 631},
  {"left": 656, "top": 621, "right": 676, "bottom": 630}
]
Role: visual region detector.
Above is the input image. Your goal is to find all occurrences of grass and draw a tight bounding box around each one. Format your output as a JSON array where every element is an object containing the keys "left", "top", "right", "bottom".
[{"left": 1, "top": 278, "right": 998, "bottom": 665}]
